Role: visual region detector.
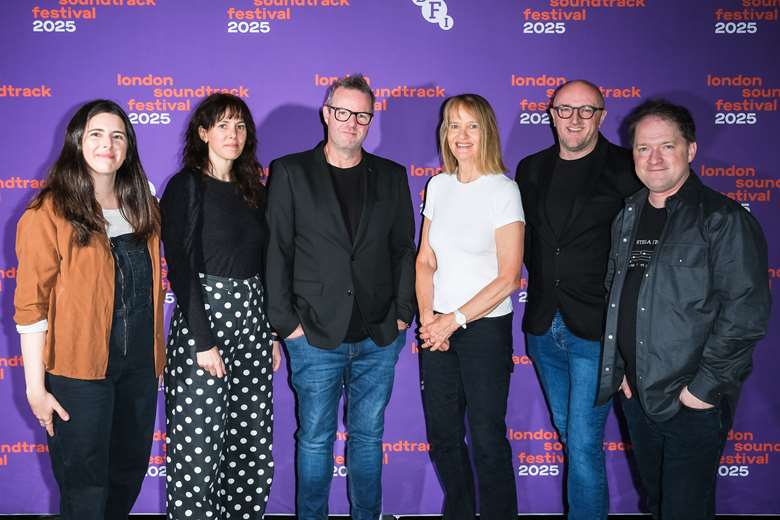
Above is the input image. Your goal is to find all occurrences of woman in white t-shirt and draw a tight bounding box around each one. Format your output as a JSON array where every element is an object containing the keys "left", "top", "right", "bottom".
[{"left": 416, "top": 94, "right": 525, "bottom": 519}]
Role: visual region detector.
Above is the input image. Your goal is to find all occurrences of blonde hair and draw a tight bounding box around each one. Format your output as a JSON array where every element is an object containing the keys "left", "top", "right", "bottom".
[{"left": 438, "top": 94, "right": 506, "bottom": 175}]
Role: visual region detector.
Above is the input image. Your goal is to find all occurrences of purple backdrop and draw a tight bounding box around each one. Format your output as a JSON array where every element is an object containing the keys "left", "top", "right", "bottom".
[{"left": 1, "top": 0, "right": 778, "bottom": 514}]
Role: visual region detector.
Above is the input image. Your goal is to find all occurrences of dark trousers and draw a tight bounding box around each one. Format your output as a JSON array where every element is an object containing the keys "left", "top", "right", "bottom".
[
  {"left": 46, "top": 233, "right": 157, "bottom": 520},
  {"left": 420, "top": 313, "right": 517, "bottom": 520},
  {"left": 621, "top": 394, "right": 732, "bottom": 520}
]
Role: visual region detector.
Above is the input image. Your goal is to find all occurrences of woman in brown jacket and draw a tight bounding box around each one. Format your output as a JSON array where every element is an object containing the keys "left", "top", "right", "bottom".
[{"left": 14, "top": 100, "right": 164, "bottom": 520}]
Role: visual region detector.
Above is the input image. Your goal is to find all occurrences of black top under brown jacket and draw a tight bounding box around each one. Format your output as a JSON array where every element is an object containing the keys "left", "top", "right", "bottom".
[{"left": 515, "top": 134, "right": 642, "bottom": 340}]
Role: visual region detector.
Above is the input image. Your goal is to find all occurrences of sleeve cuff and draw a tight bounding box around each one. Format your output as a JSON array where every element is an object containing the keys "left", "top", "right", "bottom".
[
  {"left": 17, "top": 319, "right": 48, "bottom": 334},
  {"left": 396, "top": 309, "right": 414, "bottom": 326},
  {"left": 494, "top": 215, "right": 524, "bottom": 229},
  {"left": 687, "top": 373, "right": 723, "bottom": 406}
]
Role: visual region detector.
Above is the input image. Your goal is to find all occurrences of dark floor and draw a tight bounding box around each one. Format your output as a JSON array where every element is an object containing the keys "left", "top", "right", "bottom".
[{"left": 4, "top": 515, "right": 778, "bottom": 519}]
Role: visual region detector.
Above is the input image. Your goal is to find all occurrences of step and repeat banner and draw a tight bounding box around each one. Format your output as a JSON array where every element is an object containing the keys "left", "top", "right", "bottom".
[{"left": 1, "top": 0, "right": 778, "bottom": 515}]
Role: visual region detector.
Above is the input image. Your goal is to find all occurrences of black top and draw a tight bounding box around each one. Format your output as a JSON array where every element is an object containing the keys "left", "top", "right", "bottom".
[
  {"left": 201, "top": 176, "right": 266, "bottom": 278},
  {"left": 329, "top": 161, "right": 368, "bottom": 342},
  {"left": 546, "top": 155, "right": 592, "bottom": 237},
  {"left": 329, "top": 161, "right": 365, "bottom": 241},
  {"left": 515, "top": 134, "right": 642, "bottom": 340},
  {"left": 160, "top": 168, "right": 267, "bottom": 352},
  {"left": 617, "top": 199, "right": 666, "bottom": 391}
]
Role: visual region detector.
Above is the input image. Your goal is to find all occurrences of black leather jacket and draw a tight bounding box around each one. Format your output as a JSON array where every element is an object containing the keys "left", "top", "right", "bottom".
[{"left": 597, "top": 173, "right": 770, "bottom": 421}]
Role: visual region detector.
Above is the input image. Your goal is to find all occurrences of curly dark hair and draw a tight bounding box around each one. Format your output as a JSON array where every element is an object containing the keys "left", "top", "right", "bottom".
[
  {"left": 182, "top": 93, "right": 265, "bottom": 207},
  {"left": 30, "top": 99, "right": 160, "bottom": 246}
]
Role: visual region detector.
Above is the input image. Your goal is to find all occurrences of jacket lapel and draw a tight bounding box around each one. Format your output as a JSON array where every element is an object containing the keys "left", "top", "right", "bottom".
[
  {"left": 534, "top": 146, "right": 559, "bottom": 245},
  {"left": 351, "top": 151, "right": 375, "bottom": 251}
]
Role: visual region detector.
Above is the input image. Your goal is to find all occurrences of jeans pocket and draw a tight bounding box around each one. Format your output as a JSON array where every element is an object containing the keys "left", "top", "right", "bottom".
[
  {"left": 285, "top": 335, "right": 306, "bottom": 347},
  {"left": 679, "top": 402, "right": 719, "bottom": 415},
  {"left": 284, "top": 335, "right": 308, "bottom": 374}
]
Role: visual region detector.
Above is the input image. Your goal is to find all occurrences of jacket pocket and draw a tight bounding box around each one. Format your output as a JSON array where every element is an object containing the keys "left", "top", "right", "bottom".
[
  {"left": 658, "top": 243, "right": 706, "bottom": 268},
  {"left": 654, "top": 243, "right": 710, "bottom": 316}
]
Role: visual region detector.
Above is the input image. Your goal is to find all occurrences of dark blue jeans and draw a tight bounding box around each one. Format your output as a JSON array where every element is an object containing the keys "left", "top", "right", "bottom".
[
  {"left": 46, "top": 233, "right": 157, "bottom": 520},
  {"left": 621, "top": 394, "right": 731, "bottom": 520},
  {"left": 420, "top": 313, "right": 517, "bottom": 520},
  {"left": 525, "top": 311, "right": 611, "bottom": 520},
  {"left": 286, "top": 331, "right": 405, "bottom": 520}
]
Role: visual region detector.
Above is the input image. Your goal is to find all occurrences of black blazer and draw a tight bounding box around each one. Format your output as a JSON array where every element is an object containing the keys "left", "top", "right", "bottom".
[
  {"left": 265, "top": 142, "right": 416, "bottom": 349},
  {"left": 515, "top": 134, "right": 641, "bottom": 340}
]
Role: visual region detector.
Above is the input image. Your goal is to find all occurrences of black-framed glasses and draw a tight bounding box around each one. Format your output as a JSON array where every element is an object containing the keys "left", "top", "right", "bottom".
[
  {"left": 552, "top": 104, "right": 604, "bottom": 120},
  {"left": 326, "top": 105, "right": 374, "bottom": 125}
]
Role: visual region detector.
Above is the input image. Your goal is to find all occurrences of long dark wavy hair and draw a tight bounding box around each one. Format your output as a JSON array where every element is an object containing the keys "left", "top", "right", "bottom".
[
  {"left": 182, "top": 93, "right": 265, "bottom": 207},
  {"left": 30, "top": 99, "right": 160, "bottom": 246}
]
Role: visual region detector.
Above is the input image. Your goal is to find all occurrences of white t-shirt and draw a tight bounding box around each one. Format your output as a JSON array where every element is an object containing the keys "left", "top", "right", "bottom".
[
  {"left": 103, "top": 208, "right": 134, "bottom": 237},
  {"left": 423, "top": 172, "right": 525, "bottom": 318}
]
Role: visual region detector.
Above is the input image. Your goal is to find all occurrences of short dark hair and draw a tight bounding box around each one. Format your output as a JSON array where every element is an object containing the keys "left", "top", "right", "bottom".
[
  {"left": 626, "top": 99, "right": 696, "bottom": 144},
  {"left": 324, "top": 73, "right": 376, "bottom": 108}
]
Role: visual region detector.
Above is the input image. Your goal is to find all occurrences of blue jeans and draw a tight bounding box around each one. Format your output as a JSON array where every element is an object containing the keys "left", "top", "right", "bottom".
[
  {"left": 286, "top": 331, "right": 405, "bottom": 520},
  {"left": 526, "top": 311, "right": 611, "bottom": 520}
]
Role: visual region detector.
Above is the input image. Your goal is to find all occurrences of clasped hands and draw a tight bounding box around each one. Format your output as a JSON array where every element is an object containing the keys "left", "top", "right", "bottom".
[{"left": 418, "top": 312, "right": 459, "bottom": 351}]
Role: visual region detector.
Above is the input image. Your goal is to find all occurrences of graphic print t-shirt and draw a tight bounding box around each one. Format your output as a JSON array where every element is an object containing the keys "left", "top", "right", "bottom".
[{"left": 617, "top": 199, "right": 666, "bottom": 392}]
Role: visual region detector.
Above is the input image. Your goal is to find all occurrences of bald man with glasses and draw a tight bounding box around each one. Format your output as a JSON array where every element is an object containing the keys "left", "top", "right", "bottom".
[{"left": 514, "top": 79, "right": 641, "bottom": 520}]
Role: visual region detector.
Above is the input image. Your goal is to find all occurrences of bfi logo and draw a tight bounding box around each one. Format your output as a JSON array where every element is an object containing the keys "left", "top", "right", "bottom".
[{"left": 411, "top": 0, "right": 453, "bottom": 31}]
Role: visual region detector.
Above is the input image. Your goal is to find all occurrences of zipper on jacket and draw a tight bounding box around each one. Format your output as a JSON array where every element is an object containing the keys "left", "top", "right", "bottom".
[{"left": 120, "top": 255, "right": 128, "bottom": 357}]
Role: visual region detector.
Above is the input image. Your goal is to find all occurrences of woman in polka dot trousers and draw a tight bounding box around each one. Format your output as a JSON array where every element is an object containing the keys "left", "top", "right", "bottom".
[{"left": 161, "top": 93, "right": 282, "bottom": 519}]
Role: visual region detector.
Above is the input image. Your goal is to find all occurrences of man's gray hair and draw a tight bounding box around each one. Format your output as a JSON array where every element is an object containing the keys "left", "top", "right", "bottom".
[{"left": 325, "top": 74, "right": 376, "bottom": 108}]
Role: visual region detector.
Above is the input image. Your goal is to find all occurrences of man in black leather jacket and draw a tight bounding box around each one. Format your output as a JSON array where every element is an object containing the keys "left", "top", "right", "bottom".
[{"left": 598, "top": 99, "right": 770, "bottom": 520}]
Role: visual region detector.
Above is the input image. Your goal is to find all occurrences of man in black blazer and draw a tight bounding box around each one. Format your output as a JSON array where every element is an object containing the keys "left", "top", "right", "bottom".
[
  {"left": 265, "top": 74, "right": 415, "bottom": 520},
  {"left": 515, "top": 80, "right": 641, "bottom": 520}
]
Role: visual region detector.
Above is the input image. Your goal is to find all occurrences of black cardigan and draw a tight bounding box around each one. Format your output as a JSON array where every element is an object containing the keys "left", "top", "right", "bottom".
[{"left": 160, "top": 168, "right": 268, "bottom": 351}]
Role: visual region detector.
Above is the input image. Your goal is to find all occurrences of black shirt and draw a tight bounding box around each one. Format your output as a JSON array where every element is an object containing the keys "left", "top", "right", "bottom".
[
  {"left": 617, "top": 199, "right": 667, "bottom": 391},
  {"left": 328, "top": 161, "right": 367, "bottom": 342},
  {"left": 329, "top": 161, "right": 365, "bottom": 241},
  {"left": 546, "top": 155, "right": 592, "bottom": 237},
  {"left": 201, "top": 176, "right": 266, "bottom": 278}
]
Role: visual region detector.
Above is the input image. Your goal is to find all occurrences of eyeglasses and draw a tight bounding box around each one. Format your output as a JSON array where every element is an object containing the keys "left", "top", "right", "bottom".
[
  {"left": 551, "top": 105, "right": 604, "bottom": 120},
  {"left": 326, "top": 105, "right": 374, "bottom": 126}
]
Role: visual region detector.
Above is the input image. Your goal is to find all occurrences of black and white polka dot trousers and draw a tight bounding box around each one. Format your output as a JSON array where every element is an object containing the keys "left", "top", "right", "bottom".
[{"left": 165, "top": 273, "right": 274, "bottom": 520}]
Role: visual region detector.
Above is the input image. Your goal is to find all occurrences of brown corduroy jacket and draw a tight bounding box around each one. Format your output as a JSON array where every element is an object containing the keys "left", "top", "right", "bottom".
[{"left": 14, "top": 197, "right": 165, "bottom": 379}]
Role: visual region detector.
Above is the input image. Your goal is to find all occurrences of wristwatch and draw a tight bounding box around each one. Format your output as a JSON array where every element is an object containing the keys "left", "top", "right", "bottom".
[{"left": 453, "top": 309, "right": 467, "bottom": 329}]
